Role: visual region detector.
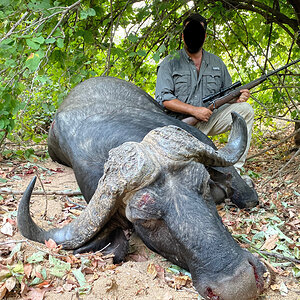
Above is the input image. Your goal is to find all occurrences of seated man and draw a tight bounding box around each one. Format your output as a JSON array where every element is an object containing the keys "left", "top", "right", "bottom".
[{"left": 155, "top": 13, "right": 254, "bottom": 175}]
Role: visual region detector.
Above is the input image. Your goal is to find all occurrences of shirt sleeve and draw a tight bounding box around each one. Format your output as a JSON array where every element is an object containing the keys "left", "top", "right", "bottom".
[{"left": 155, "top": 60, "right": 177, "bottom": 106}]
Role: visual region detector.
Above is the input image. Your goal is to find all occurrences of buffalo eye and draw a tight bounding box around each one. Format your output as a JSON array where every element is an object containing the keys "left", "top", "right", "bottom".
[{"left": 136, "top": 192, "right": 155, "bottom": 209}]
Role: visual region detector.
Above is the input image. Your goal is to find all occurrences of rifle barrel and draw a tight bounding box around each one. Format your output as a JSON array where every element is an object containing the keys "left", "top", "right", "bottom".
[
  {"left": 265, "top": 58, "right": 300, "bottom": 78},
  {"left": 208, "top": 58, "right": 300, "bottom": 110}
]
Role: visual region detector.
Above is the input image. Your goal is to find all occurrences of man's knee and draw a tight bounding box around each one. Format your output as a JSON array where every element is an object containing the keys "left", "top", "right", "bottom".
[{"left": 232, "top": 102, "right": 254, "bottom": 122}]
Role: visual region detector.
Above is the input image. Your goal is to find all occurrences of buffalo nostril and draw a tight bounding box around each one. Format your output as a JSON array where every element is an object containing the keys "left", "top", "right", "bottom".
[{"left": 206, "top": 287, "right": 221, "bottom": 300}]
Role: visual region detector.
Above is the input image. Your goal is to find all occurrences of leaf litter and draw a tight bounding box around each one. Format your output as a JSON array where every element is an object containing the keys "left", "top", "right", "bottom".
[{"left": 0, "top": 132, "right": 299, "bottom": 299}]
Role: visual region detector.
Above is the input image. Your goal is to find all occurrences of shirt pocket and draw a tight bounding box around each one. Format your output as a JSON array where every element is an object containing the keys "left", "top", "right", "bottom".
[
  {"left": 203, "top": 69, "right": 222, "bottom": 95},
  {"left": 172, "top": 70, "right": 191, "bottom": 101}
]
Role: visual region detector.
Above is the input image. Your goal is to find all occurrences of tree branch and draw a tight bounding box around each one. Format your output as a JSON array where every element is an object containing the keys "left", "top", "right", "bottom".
[
  {"left": 287, "top": 0, "right": 300, "bottom": 24},
  {"left": 0, "top": 11, "right": 29, "bottom": 43},
  {"left": 247, "top": 128, "right": 300, "bottom": 160},
  {"left": 46, "top": 0, "right": 81, "bottom": 39},
  {"left": 220, "top": 0, "right": 298, "bottom": 30},
  {"left": 262, "top": 147, "right": 300, "bottom": 185},
  {"left": 214, "top": 0, "right": 300, "bottom": 46}
]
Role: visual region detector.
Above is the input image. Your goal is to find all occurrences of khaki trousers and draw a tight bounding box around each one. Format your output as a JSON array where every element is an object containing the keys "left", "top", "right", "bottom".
[{"left": 195, "top": 102, "right": 254, "bottom": 171}]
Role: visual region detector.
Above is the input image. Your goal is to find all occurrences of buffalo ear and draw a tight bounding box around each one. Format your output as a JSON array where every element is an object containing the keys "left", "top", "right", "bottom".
[
  {"left": 207, "top": 167, "right": 233, "bottom": 203},
  {"left": 207, "top": 166, "right": 232, "bottom": 184}
]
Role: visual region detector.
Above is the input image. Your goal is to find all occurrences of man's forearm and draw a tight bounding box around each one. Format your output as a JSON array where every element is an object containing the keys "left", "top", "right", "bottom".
[
  {"left": 163, "top": 99, "right": 196, "bottom": 116},
  {"left": 163, "top": 99, "right": 212, "bottom": 123}
]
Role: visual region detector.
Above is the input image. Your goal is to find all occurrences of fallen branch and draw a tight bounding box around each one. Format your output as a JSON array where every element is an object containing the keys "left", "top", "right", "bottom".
[
  {"left": 66, "top": 196, "right": 86, "bottom": 209},
  {"left": 34, "top": 169, "right": 48, "bottom": 218},
  {"left": 262, "top": 147, "right": 300, "bottom": 185},
  {"left": 235, "top": 236, "right": 300, "bottom": 264},
  {"left": 259, "top": 250, "right": 300, "bottom": 264},
  {"left": 0, "top": 239, "right": 27, "bottom": 246},
  {"left": 0, "top": 188, "right": 82, "bottom": 196}
]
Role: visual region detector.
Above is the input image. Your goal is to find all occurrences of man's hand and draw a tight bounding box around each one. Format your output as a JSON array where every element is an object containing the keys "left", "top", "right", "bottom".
[
  {"left": 236, "top": 89, "right": 250, "bottom": 103},
  {"left": 192, "top": 107, "right": 212, "bottom": 122}
]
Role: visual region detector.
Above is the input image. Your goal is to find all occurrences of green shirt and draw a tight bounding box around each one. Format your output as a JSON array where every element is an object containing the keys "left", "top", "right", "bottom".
[{"left": 155, "top": 49, "right": 232, "bottom": 119}]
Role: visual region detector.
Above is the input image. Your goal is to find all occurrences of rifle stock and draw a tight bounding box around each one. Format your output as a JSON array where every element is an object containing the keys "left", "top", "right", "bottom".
[{"left": 182, "top": 58, "right": 300, "bottom": 126}]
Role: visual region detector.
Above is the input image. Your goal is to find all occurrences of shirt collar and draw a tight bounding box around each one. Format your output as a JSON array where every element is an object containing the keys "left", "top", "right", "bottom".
[
  {"left": 181, "top": 48, "right": 191, "bottom": 62},
  {"left": 201, "top": 49, "right": 209, "bottom": 67},
  {"left": 182, "top": 48, "right": 208, "bottom": 65}
]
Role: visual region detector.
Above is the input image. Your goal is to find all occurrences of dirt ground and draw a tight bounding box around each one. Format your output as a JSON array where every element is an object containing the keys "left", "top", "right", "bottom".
[{"left": 0, "top": 128, "right": 299, "bottom": 299}]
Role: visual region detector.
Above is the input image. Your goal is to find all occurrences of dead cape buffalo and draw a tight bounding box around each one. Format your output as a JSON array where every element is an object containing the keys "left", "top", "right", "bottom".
[{"left": 18, "top": 77, "right": 270, "bottom": 300}]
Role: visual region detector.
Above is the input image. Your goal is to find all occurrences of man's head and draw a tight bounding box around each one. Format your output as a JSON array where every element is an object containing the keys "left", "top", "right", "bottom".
[
  {"left": 183, "top": 13, "right": 207, "bottom": 31},
  {"left": 183, "top": 13, "right": 207, "bottom": 54}
]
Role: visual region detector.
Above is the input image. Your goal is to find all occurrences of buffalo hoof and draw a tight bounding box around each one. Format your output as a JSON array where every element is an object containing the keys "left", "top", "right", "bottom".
[{"left": 73, "top": 228, "right": 129, "bottom": 264}]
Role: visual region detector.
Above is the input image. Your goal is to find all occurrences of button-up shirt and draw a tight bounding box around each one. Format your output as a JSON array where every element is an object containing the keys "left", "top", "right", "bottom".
[{"left": 155, "top": 49, "right": 232, "bottom": 119}]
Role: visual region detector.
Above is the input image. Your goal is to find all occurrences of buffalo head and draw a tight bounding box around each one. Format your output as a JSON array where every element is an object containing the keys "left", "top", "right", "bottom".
[{"left": 17, "top": 112, "right": 270, "bottom": 299}]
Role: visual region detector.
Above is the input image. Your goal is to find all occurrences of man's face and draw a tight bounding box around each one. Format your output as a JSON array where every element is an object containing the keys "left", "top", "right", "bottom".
[{"left": 183, "top": 20, "right": 206, "bottom": 54}]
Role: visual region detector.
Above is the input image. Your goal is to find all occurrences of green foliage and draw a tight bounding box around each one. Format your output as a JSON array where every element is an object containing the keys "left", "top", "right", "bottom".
[
  {"left": 0, "top": 245, "right": 93, "bottom": 296},
  {"left": 168, "top": 264, "right": 191, "bottom": 277},
  {"left": 233, "top": 207, "right": 299, "bottom": 270},
  {"left": 1, "top": 147, "right": 47, "bottom": 161},
  {"left": 0, "top": 0, "right": 299, "bottom": 152},
  {"left": 247, "top": 169, "right": 261, "bottom": 179},
  {"left": 27, "top": 251, "right": 46, "bottom": 263},
  {"left": 49, "top": 255, "right": 71, "bottom": 277}
]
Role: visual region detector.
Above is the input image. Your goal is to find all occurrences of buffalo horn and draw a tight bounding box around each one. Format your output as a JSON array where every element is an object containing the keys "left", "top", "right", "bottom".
[{"left": 144, "top": 112, "right": 247, "bottom": 166}]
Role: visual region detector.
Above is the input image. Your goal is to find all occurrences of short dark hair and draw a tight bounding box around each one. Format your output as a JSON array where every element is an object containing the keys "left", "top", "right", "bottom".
[{"left": 183, "top": 13, "right": 207, "bottom": 31}]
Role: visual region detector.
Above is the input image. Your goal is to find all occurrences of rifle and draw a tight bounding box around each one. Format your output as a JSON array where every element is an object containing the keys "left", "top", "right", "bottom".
[
  {"left": 182, "top": 58, "right": 300, "bottom": 126},
  {"left": 202, "top": 80, "right": 241, "bottom": 104}
]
